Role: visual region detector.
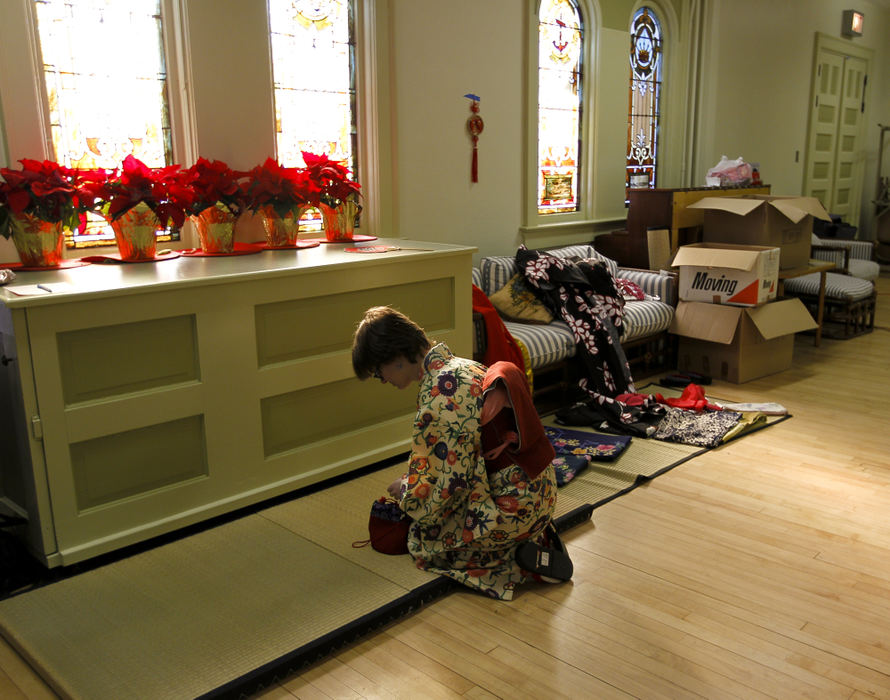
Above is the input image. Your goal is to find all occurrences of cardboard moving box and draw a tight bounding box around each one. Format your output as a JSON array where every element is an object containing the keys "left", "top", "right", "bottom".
[
  {"left": 670, "top": 298, "right": 817, "bottom": 383},
  {"left": 673, "top": 242, "right": 779, "bottom": 306},
  {"left": 688, "top": 195, "right": 831, "bottom": 270}
]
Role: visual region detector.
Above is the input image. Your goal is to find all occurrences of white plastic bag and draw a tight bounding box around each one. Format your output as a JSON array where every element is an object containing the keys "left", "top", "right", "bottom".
[{"left": 706, "top": 155, "right": 753, "bottom": 187}]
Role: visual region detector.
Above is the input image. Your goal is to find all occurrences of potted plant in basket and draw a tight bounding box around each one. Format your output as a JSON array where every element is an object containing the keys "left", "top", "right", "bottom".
[
  {"left": 93, "top": 154, "right": 192, "bottom": 261},
  {"left": 301, "top": 151, "right": 362, "bottom": 241},
  {"left": 0, "top": 159, "right": 99, "bottom": 267},
  {"left": 180, "top": 157, "right": 248, "bottom": 253},
  {"left": 243, "top": 157, "right": 319, "bottom": 248}
]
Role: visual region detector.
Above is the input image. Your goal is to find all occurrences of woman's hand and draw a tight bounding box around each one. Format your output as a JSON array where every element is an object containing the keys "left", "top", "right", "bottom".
[{"left": 387, "top": 476, "right": 405, "bottom": 498}]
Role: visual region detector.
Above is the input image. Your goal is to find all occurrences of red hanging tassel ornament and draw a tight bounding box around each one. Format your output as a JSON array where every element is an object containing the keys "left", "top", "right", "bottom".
[{"left": 465, "top": 93, "right": 484, "bottom": 183}]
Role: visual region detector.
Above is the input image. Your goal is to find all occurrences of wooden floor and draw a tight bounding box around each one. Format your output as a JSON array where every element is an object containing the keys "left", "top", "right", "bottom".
[{"left": 3, "top": 275, "right": 889, "bottom": 700}]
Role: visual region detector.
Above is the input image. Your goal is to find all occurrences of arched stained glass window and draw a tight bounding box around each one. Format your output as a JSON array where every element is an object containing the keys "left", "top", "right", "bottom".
[
  {"left": 537, "top": 0, "right": 583, "bottom": 215},
  {"left": 626, "top": 7, "right": 663, "bottom": 197},
  {"left": 32, "top": 0, "right": 176, "bottom": 248},
  {"left": 268, "top": 0, "right": 356, "bottom": 174}
]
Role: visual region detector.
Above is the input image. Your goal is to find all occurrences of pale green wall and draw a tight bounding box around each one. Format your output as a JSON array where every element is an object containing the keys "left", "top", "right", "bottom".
[
  {"left": 389, "top": 0, "right": 526, "bottom": 258},
  {"left": 185, "top": 0, "right": 277, "bottom": 169},
  {"left": 3, "top": 0, "right": 890, "bottom": 261},
  {"left": 698, "top": 0, "right": 890, "bottom": 237}
]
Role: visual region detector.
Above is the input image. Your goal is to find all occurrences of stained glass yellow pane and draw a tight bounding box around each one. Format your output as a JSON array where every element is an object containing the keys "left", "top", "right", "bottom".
[
  {"left": 33, "top": 0, "right": 175, "bottom": 247},
  {"left": 268, "top": 0, "right": 357, "bottom": 231},
  {"left": 269, "top": 0, "right": 356, "bottom": 170},
  {"left": 538, "top": 0, "right": 582, "bottom": 215}
]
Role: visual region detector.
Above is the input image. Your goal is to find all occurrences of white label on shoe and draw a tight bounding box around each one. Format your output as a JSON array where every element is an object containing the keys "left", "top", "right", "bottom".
[{"left": 540, "top": 552, "right": 550, "bottom": 566}]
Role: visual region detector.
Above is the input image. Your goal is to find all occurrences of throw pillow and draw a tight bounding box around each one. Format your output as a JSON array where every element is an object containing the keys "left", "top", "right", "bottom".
[{"left": 489, "top": 273, "right": 554, "bottom": 324}]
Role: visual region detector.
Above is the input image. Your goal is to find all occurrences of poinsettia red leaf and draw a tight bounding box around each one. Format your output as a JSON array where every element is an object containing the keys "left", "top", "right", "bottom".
[{"left": 7, "top": 190, "right": 31, "bottom": 214}]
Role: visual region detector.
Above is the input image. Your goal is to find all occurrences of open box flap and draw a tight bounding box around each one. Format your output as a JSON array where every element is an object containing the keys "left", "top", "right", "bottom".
[
  {"left": 672, "top": 243, "right": 770, "bottom": 272},
  {"left": 669, "top": 301, "right": 742, "bottom": 344},
  {"left": 767, "top": 197, "right": 832, "bottom": 224},
  {"left": 746, "top": 297, "right": 818, "bottom": 340},
  {"left": 687, "top": 197, "right": 764, "bottom": 217}
]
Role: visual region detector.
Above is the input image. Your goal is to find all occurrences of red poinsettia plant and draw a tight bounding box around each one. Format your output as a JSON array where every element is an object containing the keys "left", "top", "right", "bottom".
[
  {"left": 180, "top": 157, "right": 248, "bottom": 217},
  {"left": 0, "top": 159, "right": 101, "bottom": 239},
  {"left": 301, "top": 151, "right": 361, "bottom": 207},
  {"left": 242, "top": 157, "right": 320, "bottom": 219},
  {"left": 92, "top": 154, "right": 193, "bottom": 228}
]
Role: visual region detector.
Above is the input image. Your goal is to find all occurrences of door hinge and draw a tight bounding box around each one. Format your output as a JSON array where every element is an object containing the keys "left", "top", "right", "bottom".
[{"left": 31, "top": 415, "right": 43, "bottom": 441}]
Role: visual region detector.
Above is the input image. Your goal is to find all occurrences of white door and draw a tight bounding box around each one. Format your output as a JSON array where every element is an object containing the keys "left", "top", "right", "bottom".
[{"left": 803, "top": 34, "right": 871, "bottom": 227}]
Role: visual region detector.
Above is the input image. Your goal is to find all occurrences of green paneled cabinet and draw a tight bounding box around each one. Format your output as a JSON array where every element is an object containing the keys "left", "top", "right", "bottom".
[{"left": 0, "top": 241, "right": 474, "bottom": 566}]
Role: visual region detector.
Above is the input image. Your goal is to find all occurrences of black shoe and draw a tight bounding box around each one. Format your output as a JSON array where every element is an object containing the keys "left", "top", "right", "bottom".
[{"left": 516, "top": 525, "right": 573, "bottom": 581}]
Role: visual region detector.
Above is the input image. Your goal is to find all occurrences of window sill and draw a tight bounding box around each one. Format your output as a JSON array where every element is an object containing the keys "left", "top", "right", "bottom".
[{"left": 520, "top": 216, "right": 627, "bottom": 250}]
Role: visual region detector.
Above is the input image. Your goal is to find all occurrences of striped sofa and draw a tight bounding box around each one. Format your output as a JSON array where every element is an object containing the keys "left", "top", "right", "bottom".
[{"left": 472, "top": 244, "right": 677, "bottom": 381}]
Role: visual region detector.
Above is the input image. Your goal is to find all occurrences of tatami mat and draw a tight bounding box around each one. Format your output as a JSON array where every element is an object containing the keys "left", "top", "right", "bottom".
[
  {"left": 0, "top": 516, "right": 411, "bottom": 699},
  {"left": 0, "top": 392, "right": 790, "bottom": 699}
]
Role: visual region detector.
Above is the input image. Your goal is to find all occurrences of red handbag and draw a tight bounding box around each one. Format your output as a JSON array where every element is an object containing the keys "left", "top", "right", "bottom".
[{"left": 353, "top": 496, "right": 411, "bottom": 555}]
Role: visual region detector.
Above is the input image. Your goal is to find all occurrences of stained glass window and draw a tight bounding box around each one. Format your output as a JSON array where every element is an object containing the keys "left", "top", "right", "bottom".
[
  {"left": 33, "top": 0, "right": 176, "bottom": 248},
  {"left": 626, "top": 7, "right": 663, "bottom": 199},
  {"left": 268, "top": 0, "right": 357, "bottom": 231},
  {"left": 537, "top": 0, "right": 583, "bottom": 215}
]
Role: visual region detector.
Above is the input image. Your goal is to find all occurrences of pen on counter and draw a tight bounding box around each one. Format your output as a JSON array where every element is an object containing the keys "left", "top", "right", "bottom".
[{"left": 37, "top": 284, "right": 53, "bottom": 293}]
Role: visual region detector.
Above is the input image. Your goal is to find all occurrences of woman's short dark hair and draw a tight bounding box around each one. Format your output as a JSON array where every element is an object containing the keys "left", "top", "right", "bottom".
[{"left": 352, "top": 306, "right": 431, "bottom": 379}]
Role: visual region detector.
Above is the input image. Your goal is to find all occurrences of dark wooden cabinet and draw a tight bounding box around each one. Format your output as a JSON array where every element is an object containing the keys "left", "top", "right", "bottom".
[{"left": 595, "top": 185, "right": 771, "bottom": 268}]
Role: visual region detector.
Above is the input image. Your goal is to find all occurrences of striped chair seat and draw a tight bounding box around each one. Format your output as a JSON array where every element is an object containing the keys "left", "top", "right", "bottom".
[{"left": 783, "top": 271, "right": 874, "bottom": 301}]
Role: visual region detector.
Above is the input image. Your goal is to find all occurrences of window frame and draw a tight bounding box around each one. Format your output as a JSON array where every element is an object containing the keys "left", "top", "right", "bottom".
[
  {"left": 265, "top": 0, "right": 383, "bottom": 236},
  {"left": 1, "top": 0, "right": 195, "bottom": 169},
  {"left": 0, "top": 0, "right": 389, "bottom": 248},
  {"left": 523, "top": 0, "right": 599, "bottom": 235},
  {"left": 626, "top": 4, "right": 665, "bottom": 200}
]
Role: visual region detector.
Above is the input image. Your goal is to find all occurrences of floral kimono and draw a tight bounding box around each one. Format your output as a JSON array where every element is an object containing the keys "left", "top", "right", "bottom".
[{"left": 398, "top": 343, "right": 557, "bottom": 600}]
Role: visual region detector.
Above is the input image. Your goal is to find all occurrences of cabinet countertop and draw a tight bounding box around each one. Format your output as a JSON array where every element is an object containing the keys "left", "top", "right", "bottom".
[{"left": 1, "top": 238, "right": 476, "bottom": 308}]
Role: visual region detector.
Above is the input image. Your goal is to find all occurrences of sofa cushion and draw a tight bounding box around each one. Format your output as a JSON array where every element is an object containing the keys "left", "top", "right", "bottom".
[
  {"left": 479, "top": 245, "right": 619, "bottom": 297},
  {"left": 502, "top": 319, "right": 575, "bottom": 370},
  {"left": 501, "top": 298, "right": 673, "bottom": 369},
  {"left": 848, "top": 259, "right": 881, "bottom": 282},
  {"left": 622, "top": 300, "right": 674, "bottom": 342},
  {"left": 488, "top": 273, "right": 554, "bottom": 324}
]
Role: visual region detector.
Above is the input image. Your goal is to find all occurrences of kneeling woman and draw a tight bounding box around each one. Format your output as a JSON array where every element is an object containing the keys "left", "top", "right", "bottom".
[{"left": 352, "top": 306, "right": 566, "bottom": 600}]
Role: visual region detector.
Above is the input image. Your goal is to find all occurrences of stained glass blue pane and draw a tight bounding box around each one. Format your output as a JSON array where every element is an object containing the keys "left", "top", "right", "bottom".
[
  {"left": 538, "top": 0, "right": 582, "bottom": 215},
  {"left": 268, "top": 0, "right": 356, "bottom": 175},
  {"left": 626, "top": 7, "right": 662, "bottom": 194}
]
